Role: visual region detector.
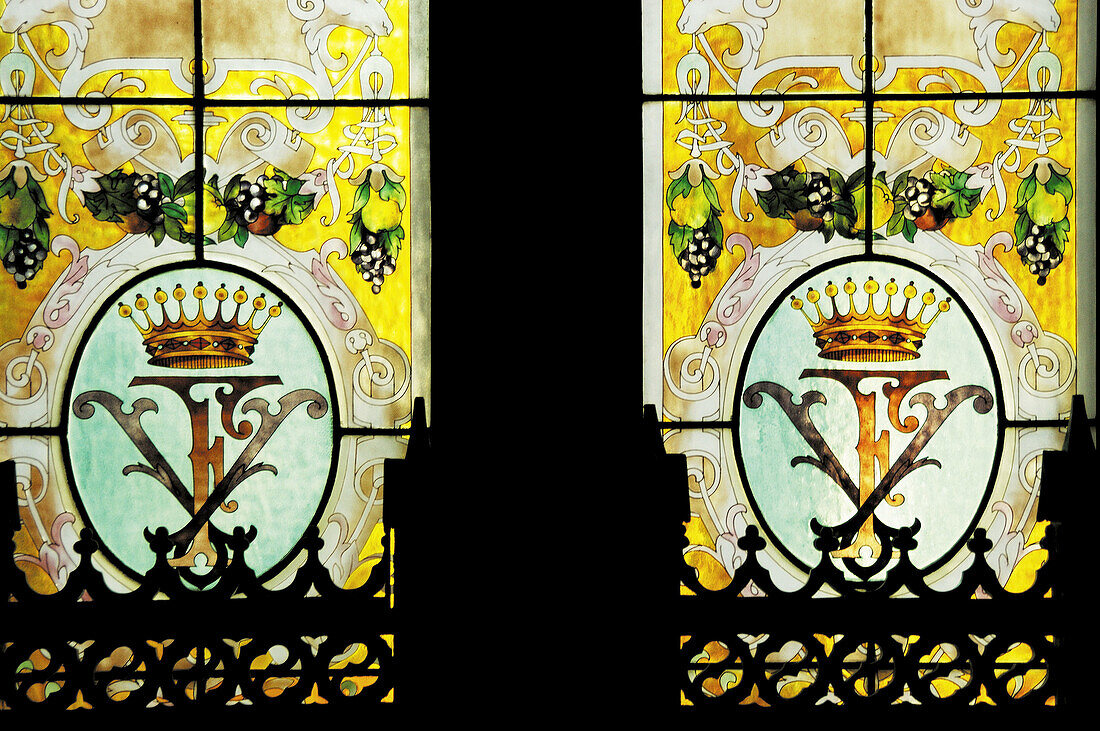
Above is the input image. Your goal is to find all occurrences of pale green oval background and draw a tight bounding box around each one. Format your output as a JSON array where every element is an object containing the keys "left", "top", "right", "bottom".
[
  {"left": 68, "top": 269, "right": 334, "bottom": 578},
  {"left": 738, "top": 262, "right": 998, "bottom": 570}
]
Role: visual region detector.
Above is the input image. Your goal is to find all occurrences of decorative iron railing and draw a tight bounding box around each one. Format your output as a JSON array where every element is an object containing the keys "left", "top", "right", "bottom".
[
  {"left": 667, "top": 396, "right": 1095, "bottom": 712},
  {"left": 0, "top": 399, "right": 431, "bottom": 713}
]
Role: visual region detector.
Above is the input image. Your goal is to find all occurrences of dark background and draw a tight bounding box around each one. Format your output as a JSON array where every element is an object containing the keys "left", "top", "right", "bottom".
[{"left": 418, "top": 3, "right": 658, "bottom": 721}]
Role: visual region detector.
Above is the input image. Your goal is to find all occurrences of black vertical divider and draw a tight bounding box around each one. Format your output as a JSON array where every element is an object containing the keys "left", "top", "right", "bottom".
[{"left": 418, "top": 2, "right": 656, "bottom": 720}]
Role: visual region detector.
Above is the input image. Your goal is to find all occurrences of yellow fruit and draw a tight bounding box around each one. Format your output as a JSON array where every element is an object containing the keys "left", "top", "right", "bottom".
[
  {"left": 359, "top": 196, "right": 402, "bottom": 232},
  {"left": 1026, "top": 188, "right": 1068, "bottom": 226},
  {"left": 852, "top": 177, "right": 893, "bottom": 233},
  {"left": 200, "top": 189, "right": 226, "bottom": 235},
  {"left": 670, "top": 184, "right": 712, "bottom": 229},
  {"left": 0, "top": 186, "right": 38, "bottom": 230}
]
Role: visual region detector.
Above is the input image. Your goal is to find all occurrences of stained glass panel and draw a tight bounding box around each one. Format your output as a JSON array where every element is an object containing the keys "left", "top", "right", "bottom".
[
  {"left": 1, "top": 8, "right": 425, "bottom": 712},
  {"left": 648, "top": 1, "right": 1095, "bottom": 709}
]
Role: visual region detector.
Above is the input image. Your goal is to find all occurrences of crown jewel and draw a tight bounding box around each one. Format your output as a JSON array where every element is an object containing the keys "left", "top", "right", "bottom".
[
  {"left": 118, "top": 282, "right": 281, "bottom": 369},
  {"left": 790, "top": 277, "right": 950, "bottom": 362}
]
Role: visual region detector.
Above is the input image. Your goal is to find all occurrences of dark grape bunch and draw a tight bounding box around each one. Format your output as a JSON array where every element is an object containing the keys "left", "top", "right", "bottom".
[
  {"left": 1017, "top": 223, "right": 1063, "bottom": 286},
  {"left": 3, "top": 228, "right": 48, "bottom": 289},
  {"left": 226, "top": 176, "right": 271, "bottom": 227},
  {"left": 351, "top": 230, "right": 397, "bottom": 294},
  {"left": 131, "top": 173, "right": 165, "bottom": 225},
  {"left": 677, "top": 227, "right": 722, "bottom": 288},
  {"left": 806, "top": 172, "right": 835, "bottom": 221},
  {"left": 902, "top": 177, "right": 935, "bottom": 220}
]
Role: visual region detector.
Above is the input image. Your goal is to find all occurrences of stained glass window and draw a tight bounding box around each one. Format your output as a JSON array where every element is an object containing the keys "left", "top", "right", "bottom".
[
  {"left": 644, "top": 0, "right": 1095, "bottom": 709},
  {"left": 1, "top": 0, "right": 428, "bottom": 709}
]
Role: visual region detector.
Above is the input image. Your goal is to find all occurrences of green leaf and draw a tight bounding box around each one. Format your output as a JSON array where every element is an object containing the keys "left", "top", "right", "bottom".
[
  {"left": 701, "top": 176, "right": 722, "bottom": 214},
  {"left": 1016, "top": 175, "right": 1037, "bottom": 209},
  {"left": 932, "top": 188, "right": 975, "bottom": 219},
  {"left": 158, "top": 172, "right": 175, "bottom": 201},
  {"left": 223, "top": 173, "right": 244, "bottom": 200},
  {"left": 759, "top": 184, "right": 808, "bottom": 218},
  {"left": 902, "top": 218, "right": 918, "bottom": 243},
  {"left": 1052, "top": 218, "right": 1070, "bottom": 252},
  {"left": 352, "top": 182, "right": 372, "bottom": 214},
  {"left": 832, "top": 197, "right": 856, "bottom": 220},
  {"left": 379, "top": 175, "right": 407, "bottom": 211},
  {"left": 350, "top": 220, "right": 363, "bottom": 251},
  {"left": 175, "top": 170, "right": 197, "bottom": 198},
  {"left": 0, "top": 171, "right": 16, "bottom": 199},
  {"left": 841, "top": 166, "right": 863, "bottom": 192},
  {"left": 284, "top": 194, "right": 314, "bottom": 225},
  {"left": 233, "top": 224, "right": 249, "bottom": 248},
  {"left": 263, "top": 177, "right": 314, "bottom": 226},
  {"left": 927, "top": 170, "right": 951, "bottom": 192},
  {"left": 0, "top": 226, "right": 14, "bottom": 258},
  {"left": 1046, "top": 172, "right": 1073, "bottom": 205},
  {"left": 83, "top": 169, "right": 135, "bottom": 221},
  {"left": 26, "top": 177, "right": 52, "bottom": 218},
  {"left": 31, "top": 217, "right": 48, "bottom": 248},
  {"left": 282, "top": 175, "right": 305, "bottom": 197},
  {"left": 218, "top": 216, "right": 238, "bottom": 242},
  {"left": 163, "top": 216, "right": 185, "bottom": 243},
  {"left": 150, "top": 222, "right": 166, "bottom": 247},
  {"left": 892, "top": 171, "right": 912, "bottom": 197},
  {"left": 1014, "top": 212, "right": 1032, "bottom": 247},
  {"left": 161, "top": 201, "right": 187, "bottom": 221},
  {"left": 665, "top": 171, "right": 691, "bottom": 210},
  {"left": 832, "top": 210, "right": 856, "bottom": 240},
  {"left": 381, "top": 227, "right": 403, "bottom": 258},
  {"left": 669, "top": 222, "right": 688, "bottom": 258},
  {"left": 706, "top": 213, "right": 723, "bottom": 244},
  {"left": 885, "top": 209, "right": 906, "bottom": 237}
]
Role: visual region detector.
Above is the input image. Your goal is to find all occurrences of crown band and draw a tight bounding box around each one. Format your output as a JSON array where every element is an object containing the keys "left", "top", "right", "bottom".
[{"left": 791, "top": 277, "right": 949, "bottom": 362}]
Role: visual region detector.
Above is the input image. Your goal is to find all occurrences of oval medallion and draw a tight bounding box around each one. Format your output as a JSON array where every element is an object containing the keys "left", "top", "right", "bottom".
[
  {"left": 736, "top": 261, "right": 1001, "bottom": 574},
  {"left": 65, "top": 266, "right": 335, "bottom": 583}
]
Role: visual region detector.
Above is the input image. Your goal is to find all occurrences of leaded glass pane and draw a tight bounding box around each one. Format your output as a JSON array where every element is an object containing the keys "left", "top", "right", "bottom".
[
  {"left": 0, "top": 0, "right": 194, "bottom": 99},
  {"left": 1, "top": 11, "right": 425, "bottom": 702},
  {"left": 872, "top": 0, "right": 1090, "bottom": 93},
  {"left": 646, "top": 0, "right": 868, "bottom": 95},
  {"left": 202, "top": 0, "right": 428, "bottom": 101}
]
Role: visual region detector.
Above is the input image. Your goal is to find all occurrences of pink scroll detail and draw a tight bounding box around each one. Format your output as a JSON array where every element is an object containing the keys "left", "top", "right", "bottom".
[
  {"left": 14, "top": 512, "right": 78, "bottom": 590},
  {"left": 42, "top": 235, "right": 90, "bottom": 329},
  {"left": 977, "top": 232, "right": 1024, "bottom": 324},
  {"left": 311, "top": 238, "right": 357, "bottom": 330},
  {"left": 1012, "top": 321, "right": 1039, "bottom": 348},
  {"left": 698, "top": 233, "right": 759, "bottom": 347}
]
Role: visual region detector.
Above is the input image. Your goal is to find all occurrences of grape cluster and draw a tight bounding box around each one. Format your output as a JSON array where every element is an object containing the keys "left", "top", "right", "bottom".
[
  {"left": 351, "top": 230, "right": 397, "bottom": 294},
  {"left": 226, "top": 176, "right": 271, "bottom": 226},
  {"left": 131, "top": 173, "right": 165, "bottom": 225},
  {"left": 902, "top": 177, "right": 935, "bottom": 220},
  {"left": 1017, "top": 224, "right": 1063, "bottom": 286},
  {"left": 3, "top": 228, "right": 47, "bottom": 289},
  {"left": 806, "top": 172, "right": 834, "bottom": 221},
  {"left": 677, "top": 227, "right": 722, "bottom": 288}
]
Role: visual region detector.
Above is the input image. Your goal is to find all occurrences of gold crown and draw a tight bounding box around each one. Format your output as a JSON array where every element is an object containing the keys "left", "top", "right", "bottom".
[
  {"left": 118, "top": 282, "right": 281, "bottom": 369},
  {"left": 790, "top": 277, "right": 950, "bottom": 362}
]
